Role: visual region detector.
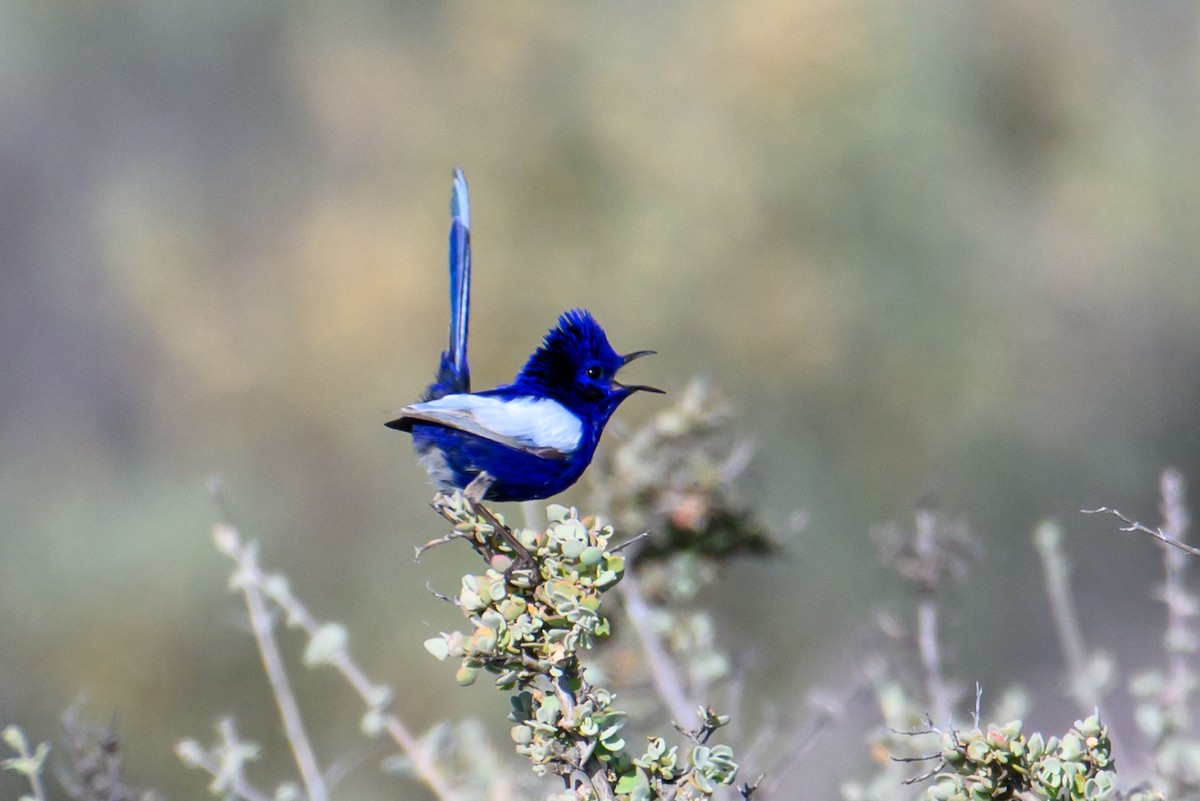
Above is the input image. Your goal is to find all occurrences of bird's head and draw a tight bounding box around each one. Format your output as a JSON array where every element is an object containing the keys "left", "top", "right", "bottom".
[{"left": 515, "top": 309, "right": 663, "bottom": 416}]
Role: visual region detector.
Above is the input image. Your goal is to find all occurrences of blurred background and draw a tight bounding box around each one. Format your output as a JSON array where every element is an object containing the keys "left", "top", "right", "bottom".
[{"left": 2, "top": 2, "right": 1199, "bottom": 798}]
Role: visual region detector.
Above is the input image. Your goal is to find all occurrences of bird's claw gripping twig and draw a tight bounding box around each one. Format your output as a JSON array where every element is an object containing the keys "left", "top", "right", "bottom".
[{"left": 462, "top": 472, "right": 537, "bottom": 577}]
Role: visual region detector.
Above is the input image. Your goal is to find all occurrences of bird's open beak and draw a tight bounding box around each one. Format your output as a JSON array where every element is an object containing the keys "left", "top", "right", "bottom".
[{"left": 615, "top": 350, "right": 665, "bottom": 394}]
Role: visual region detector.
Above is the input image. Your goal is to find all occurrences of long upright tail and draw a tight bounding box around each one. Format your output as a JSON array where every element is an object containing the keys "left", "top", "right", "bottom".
[{"left": 432, "top": 167, "right": 471, "bottom": 396}]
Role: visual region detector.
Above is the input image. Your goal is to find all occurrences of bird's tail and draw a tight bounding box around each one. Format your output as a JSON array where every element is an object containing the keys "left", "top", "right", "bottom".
[{"left": 433, "top": 167, "right": 471, "bottom": 396}]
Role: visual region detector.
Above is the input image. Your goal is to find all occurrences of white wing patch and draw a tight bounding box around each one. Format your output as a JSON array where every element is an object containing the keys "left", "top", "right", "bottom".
[{"left": 399, "top": 394, "right": 583, "bottom": 457}]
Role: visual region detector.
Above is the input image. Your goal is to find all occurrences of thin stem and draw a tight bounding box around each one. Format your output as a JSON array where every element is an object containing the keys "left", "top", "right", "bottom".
[
  {"left": 266, "top": 569, "right": 461, "bottom": 801},
  {"left": 1159, "top": 469, "right": 1194, "bottom": 707},
  {"left": 617, "top": 573, "right": 696, "bottom": 724},
  {"left": 181, "top": 739, "right": 274, "bottom": 801},
  {"left": 1033, "top": 521, "right": 1096, "bottom": 709},
  {"left": 216, "top": 525, "right": 460, "bottom": 801},
  {"left": 28, "top": 771, "right": 47, "bottom": 801},
  {"left": 237, "top": 543, "right": 328, "bottom": 801},
  {"left": 587, "top": 759, "right": 616, "bottom": 801},
  {"left": 550, "top": 670, "right": 613, "bottom": 801},
  {"left": 1083, "top": 506, "right": 1200, "bottom": 558},
  {"left": 9, "top": 734, "right": 50, "bottom": 801},
  {"left": 755, "top": 671, "right": 875, "bottom": 797},
  {"left": 914, "top": 509, "right": 951, "bottom": 726}
]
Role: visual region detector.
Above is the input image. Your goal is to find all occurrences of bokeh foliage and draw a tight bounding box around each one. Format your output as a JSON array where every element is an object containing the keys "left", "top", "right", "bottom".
[{"left": 2, "top": 2, "right": 1199, "bottom": 799}]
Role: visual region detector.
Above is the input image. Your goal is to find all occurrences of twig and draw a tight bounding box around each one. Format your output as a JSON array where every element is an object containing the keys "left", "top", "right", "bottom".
[
  {"left": 724, "top": 665, "right": 746, "bottom": 750},
  {"left": 267, "top": 574, "right": 459, "bottom": 800},
  {"left": 753, "top": 668, "right": 876, "bottom": 799},
  {"left": 914, "top": 509, "right": 951, "bottom": 726},
  {"left": 431, "top": 494, "right": 539, "bottom": 581},
  {"left": 180, "top": 748, "right": 272, "bottom": 801},
  {"left": 587, "top": 758, "right": 616, "bottom": 801},
  {"left": 888, "top": 713, "right": 940, "bottom": 738},
  {"left": 26, "top": 765, "right": 49, "bottom": 801},
  {"left": 612, "top": 531, "right": 649, "bottom": 554},
  {"left": 415, "top": 528, "right": 473, "bottom": 561},
  {"left": 457, "top": 474, "right": 534, "bottom": 567},
  {"left": 1157, "top": 469, "right": 1195, "bottom": 708},
  {"left": 715, "top": 679, "right": 749, "bottom": 801},
  {"left": 1033, "top": 521, "right": 1098, "bottom": 708},
  {"left": 2, "top": 727, "right": 49, "bottom": 801},
  {"left": 892, "top": 716, "right": 948, "bottom": 786},
  {"left": 901, "top": 763, "right": 945, "bottom": 786},
  {"left": 227, "top": 537, "right": 328, "bottom": 801},
  {"left": 1082, "top": 506, "right": 1200, "bottom": 558},
  {"left": 472, "top": 499, "right": 533, "bottom": 567},
  {"left": 890, "top": 753, "right": 941, "bottom": 764},
  {"left": 616, "top": 572, "right": 695, "bottom": 724},
  {"left": 213, "top": 524, "right": 460, "bottom": 801},
  {"left": 738, "top": 775, "right": 763, "bottom": 800},
  {"left": 972, "top": 682, "right": 981, "bottom": 730},
  {"left": 177, "top": 719, "right": 274, "bottom": 801}
]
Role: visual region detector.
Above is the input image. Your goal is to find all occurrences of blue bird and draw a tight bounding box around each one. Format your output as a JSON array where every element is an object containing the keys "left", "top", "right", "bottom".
[{"left": 386, "top": 168, "right": 662, "bottom": 506}]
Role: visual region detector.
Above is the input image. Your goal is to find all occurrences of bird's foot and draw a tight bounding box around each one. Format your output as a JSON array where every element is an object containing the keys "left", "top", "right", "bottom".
[
  {"left": 462, "top": 472, "right": 538, "bottom": 581},
  {"left": 462, "top": 471, "right": 495, "bottom": 508}
]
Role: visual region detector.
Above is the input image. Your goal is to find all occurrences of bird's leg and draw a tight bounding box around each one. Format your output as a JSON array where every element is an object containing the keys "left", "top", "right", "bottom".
[
  {"left": 463, "top": 472, "right": 535, "bottom": 573},
  {"left": 461, "top": 470, "right": 493, "bottom": 506}
]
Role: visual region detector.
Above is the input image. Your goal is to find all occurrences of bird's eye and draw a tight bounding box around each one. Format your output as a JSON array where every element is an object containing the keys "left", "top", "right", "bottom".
[{"left": 585, "top": 365, "right": 602, "bottom": 380}]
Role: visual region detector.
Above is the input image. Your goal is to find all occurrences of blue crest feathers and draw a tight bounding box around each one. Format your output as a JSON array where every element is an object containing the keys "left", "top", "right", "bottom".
[{"left": 516, "top": 309, "right": 619, "bottom": 391}]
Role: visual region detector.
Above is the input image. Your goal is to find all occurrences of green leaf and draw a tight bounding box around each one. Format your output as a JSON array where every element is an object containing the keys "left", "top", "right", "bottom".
[
  {"left": 614, "top": 770, "right": 643, "bottom": 794},
  {"left": 423, "top": 636, "right": 450, "bottom": 661}
]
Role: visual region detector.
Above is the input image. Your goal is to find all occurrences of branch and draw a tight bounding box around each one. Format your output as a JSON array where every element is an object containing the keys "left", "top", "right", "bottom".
[
  {"left": 176, "top": 720, "right": 274, "bottom": 801},
  {"left": 212, "top": 524, "right": 460, "bottom": 801},
  {"left": 616, "top": 572, "right": 696, "bottom": 724},
  {"left": 914, "top": 509, "right": 951, "bottom": 726},
  {"left": 220, "top": 533, "right": 327, "bottom": 801},
  {"left": 1082, "top": 506, "right": 1200, "bottom": 558},
  {"left": 1157, "top": 469, "right": 1196, "bottom": 708},
  {"left": 753, "top": 669, "right": 876, "bottom": 798},
  {"left": 1033, "top": 521, "right": 1108, "bottom": 708},
  {"left": 1, "top": 726, "right": 50, "bottom": 801}
]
